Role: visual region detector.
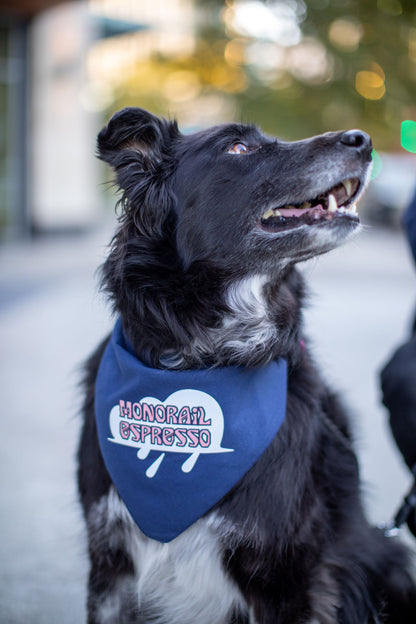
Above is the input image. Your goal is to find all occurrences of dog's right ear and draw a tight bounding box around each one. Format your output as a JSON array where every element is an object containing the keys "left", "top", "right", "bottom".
[
  {"left": 97, "top": 107, "right": 174, "bottom": 165},
  {"left": 97, "top": 107, "right": 179, "bottom": 234}
]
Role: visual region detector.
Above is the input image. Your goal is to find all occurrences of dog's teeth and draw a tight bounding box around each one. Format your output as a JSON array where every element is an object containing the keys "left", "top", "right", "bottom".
[
  {"left": 262, "top": 208, "right": 275, "bottom": 220},
  {"left": 274, "top": 209, "right": 282, "bottom": 216},
  {"left": 327, "top": 193, "right": 338, "bottom": 213},
  {"left": 348, "top": 204, "right": 357, "bottom": 215},
  {"left": 343, "top": 179, "right": 352, "bottom": 196},
  {"left": 301, "top": 202, "right": 312, "bottom": 209}
]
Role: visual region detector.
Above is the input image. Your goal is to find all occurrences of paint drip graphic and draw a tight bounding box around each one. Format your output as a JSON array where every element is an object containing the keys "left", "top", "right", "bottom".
[{"left": 108, "top": 389, "right": 234, "bottom": 477}]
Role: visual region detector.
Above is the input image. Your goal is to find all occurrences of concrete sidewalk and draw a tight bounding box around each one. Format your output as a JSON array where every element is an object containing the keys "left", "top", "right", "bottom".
[
  {"left": 0, "top": 223, "right": 114, "bottom": 624},
  {"left": 0, "top": 222, "right": 415, "bottom": 623}
]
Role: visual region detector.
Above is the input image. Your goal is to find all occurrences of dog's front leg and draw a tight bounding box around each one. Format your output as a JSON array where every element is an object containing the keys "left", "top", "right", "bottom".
[
  {"left": 85, "top": 487, "right": 140, "bottom": 624},
  {"left": 77, "top": 344, "right": 139, "bottom": 623}
]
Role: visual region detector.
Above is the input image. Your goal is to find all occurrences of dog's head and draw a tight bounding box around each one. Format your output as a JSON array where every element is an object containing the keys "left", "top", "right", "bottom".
[
  {"left": 98, "top": 108, "right": 372, "bottom": 367},
  {"left": 98, "top": 107, "right": 372, "bottom": 276}
]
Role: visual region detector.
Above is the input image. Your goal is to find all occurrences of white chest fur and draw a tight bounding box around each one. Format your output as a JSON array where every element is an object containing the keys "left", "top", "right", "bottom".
[
  {"left": 89, "top": 488, "right": 249, "bottom": 624},
  {"left": 135, "top": 518, "right": 248, "bottom": 623}
]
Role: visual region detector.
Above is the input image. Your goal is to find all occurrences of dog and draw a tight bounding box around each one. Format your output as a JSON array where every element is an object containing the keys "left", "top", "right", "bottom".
[{"left": 78, "top": 107, "right": 416, "bottom": 624}]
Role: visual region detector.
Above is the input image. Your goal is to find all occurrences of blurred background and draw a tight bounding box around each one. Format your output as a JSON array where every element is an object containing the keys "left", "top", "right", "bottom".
[{"left": 1, "top": 0, "right": 416, "bottom": 622}]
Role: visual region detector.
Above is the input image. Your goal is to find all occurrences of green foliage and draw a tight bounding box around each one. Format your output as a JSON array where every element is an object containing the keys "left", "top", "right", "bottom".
[
  {"left": 231, "top": 0, "right": 416, "bottom": 148},
  {"left": 111, "top": 0, "right": 416, "bottom": 150}
]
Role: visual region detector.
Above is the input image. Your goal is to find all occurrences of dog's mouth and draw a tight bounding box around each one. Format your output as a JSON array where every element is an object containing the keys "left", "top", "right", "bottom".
[{"left": 260, "top": 177, "right": 361, "bottom": 232}]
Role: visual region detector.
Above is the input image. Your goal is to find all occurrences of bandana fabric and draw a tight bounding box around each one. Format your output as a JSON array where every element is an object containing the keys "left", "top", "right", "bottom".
[{"left": 95, "top": 318, "right": 287, "bottom": 542}]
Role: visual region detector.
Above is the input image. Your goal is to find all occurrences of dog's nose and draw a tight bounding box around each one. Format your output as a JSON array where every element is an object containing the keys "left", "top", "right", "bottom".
[{"left": 339, "top": 130, "right": 372, "bottom": 154}]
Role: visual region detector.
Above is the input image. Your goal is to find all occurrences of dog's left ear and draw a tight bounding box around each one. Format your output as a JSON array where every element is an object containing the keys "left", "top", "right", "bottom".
[{"left": 97, "top": 107, "right": 179, "bottom": 235}]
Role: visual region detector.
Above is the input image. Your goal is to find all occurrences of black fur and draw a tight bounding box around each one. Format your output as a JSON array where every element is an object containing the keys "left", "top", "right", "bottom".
[{"left": 78, "top": 107, "right": 416, "bottom": 623}]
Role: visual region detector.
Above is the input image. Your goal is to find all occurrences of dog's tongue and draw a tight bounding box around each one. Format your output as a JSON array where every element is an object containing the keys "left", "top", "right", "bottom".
[{"left": 280, "top": 204, "right": 325, "bottom": 218}]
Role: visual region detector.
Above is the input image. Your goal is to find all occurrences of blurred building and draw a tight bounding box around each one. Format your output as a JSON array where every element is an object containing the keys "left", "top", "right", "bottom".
[
  {"left": 1, "top": 0, "right": 102, "bottom": 238},
  {"left": 0, "top": 0, "right": 196, "bottom": 239},
  {"left": 0, "top": 4, "right": 29, "bottom": 237}
]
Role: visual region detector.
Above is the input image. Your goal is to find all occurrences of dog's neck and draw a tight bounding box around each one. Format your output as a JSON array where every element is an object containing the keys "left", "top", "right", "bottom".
[
  {"left": 157, "top": 272, "right": 303, "bottom": 369},
  {"left": 158, "top": 274, "right": 273, "bottom": 369},
  {"left": 102, "top": 230, "right": 305, "bottom": 370}
]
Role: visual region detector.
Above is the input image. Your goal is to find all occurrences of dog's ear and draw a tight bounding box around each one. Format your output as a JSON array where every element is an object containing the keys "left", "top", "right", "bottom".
[
  {"left": 97, "top": 107, "right": 179, "bottom": 235},
  {"left": 97, "top": 107, "right": 171, "bottom": 164}
]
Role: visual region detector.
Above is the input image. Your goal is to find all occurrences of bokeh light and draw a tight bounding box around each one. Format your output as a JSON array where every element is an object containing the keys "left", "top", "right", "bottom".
[
  {"left": 355, "top": 69, "right": 385, "bottom": 101},
  {"left": 329, "top": 19, "right": 363, "bottom": 52},
  {"left": 223, "top": 0, "right": 304, "bottom": 46},
  {"left": 401, "top": 120, "right": 416, "bottom": 153}
]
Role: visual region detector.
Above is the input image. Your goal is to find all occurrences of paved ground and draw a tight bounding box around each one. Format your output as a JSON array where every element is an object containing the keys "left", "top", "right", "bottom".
[{"left": 0, "top": 220, "right": 415, "bottom": 623}]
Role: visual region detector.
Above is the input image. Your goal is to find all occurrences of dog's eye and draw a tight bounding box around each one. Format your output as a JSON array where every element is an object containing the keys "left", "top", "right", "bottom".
[{"left": 227, "top": 142, "right": 249, "bottom": 154}]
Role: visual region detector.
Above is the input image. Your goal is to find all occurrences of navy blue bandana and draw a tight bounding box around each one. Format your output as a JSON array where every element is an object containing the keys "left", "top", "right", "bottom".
[{"left": 95, "top": 318, "right": 287, "bottom": 542}]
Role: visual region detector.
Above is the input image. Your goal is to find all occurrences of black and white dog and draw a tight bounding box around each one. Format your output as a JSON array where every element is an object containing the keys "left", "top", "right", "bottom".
[{"left": 78, "top": 107, "right": 416, "bottom": 624}]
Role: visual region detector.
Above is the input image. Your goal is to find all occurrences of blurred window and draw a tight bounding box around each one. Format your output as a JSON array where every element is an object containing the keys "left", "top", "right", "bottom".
[{"left": 0, "top": 18, "right": 26, "bottom": 239}]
